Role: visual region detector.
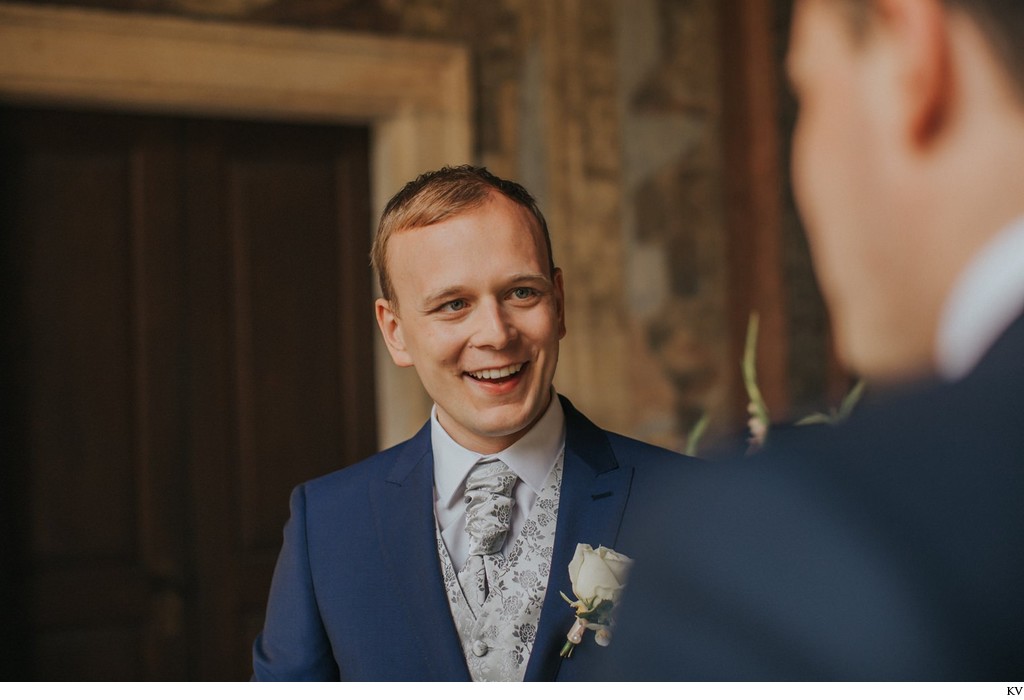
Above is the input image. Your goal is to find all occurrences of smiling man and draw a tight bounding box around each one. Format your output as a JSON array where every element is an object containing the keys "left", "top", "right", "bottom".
[{"left": 252, "top": 165, "right": 697, "bottom": 681}]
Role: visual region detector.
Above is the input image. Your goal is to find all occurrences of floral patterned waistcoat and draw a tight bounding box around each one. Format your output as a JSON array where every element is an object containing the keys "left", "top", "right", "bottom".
[{"left": 435, "top": 451, "right": 564, "bottom": 682}]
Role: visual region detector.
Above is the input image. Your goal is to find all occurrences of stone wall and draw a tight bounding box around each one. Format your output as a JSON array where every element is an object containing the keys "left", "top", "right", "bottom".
[{"left": 617, "top": 0, "right": 731, "bottom": 451}]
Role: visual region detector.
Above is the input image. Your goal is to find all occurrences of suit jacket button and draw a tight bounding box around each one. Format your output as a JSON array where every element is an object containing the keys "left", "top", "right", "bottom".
[{"left": 472, "top": 640, "right": 488, "bottom": 657}]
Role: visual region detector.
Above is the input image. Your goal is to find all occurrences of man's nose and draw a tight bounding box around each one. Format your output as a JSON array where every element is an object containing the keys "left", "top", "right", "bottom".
[{"left": 469, "top": 299, "right": 516, "bottom": 349}]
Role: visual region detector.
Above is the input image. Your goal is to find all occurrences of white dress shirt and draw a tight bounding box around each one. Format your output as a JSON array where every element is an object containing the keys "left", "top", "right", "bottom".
[
  {"left": 432, "top": 391, "right": 566, "bottom": 571},
  {"left": 936, "top": 215, "right": 1024, "bottom": 381}
]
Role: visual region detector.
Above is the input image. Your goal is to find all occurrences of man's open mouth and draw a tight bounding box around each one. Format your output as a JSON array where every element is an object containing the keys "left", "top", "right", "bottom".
[{"left": 466, "top": 362, "right": 525, "bottom": 381}]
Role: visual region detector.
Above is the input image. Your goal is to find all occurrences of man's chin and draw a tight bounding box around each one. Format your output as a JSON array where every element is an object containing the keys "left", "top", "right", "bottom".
[{"left": 472, "top": 406, "right": 543, "bottom": 439}]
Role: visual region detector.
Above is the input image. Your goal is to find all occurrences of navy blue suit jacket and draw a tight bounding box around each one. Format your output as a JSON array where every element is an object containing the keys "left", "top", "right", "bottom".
[
  {"left": 604, "top": 314, "right": 1024, "bottom": 680},
  {"left": 252, "top": 395, "right": 697, "bottom": 681}
]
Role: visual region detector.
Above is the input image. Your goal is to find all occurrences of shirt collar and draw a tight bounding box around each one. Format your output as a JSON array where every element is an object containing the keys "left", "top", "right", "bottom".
[
  {"left": 936, "top": 215, "right": 1024, "bottom": 381},
  {"left": 431, "top": 390, "right": 566, "bottom": 510}
]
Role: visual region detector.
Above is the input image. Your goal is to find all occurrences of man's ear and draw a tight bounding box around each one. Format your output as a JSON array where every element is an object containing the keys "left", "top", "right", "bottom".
[
  {"left": 875, "top": 0, "right": 953, "bottom": 148},
  {"left": 375, "top": 298, "right": 414, "bottom": 367}
]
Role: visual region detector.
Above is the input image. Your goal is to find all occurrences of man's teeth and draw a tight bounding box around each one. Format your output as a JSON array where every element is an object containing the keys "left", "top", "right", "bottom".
[{"left": 469, "top": 363, "right": 524, "bottom": 380}]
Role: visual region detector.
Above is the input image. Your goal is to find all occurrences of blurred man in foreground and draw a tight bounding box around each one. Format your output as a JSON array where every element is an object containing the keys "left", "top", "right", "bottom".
[{"left": 609, "top": 0, "right": 1024, "bottom": 679}]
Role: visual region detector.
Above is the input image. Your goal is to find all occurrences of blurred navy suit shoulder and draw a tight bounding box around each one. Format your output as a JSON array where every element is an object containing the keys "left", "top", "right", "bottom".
[
  {"left": 604, "top": 313, "right": 1024, "bottom": 680},
  {"left": 252, "top": 394, "right": 697, "bottom": 681}
]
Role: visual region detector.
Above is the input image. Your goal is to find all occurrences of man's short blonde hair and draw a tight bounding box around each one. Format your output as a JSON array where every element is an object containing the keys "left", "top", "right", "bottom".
[{"left": 371, "top": 165, "right": 554, "bottom": 305}]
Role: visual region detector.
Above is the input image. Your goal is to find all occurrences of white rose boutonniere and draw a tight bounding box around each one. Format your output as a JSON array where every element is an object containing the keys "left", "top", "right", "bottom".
[{"left": 559, "top": 543, "right": 634, "bottom": 657}]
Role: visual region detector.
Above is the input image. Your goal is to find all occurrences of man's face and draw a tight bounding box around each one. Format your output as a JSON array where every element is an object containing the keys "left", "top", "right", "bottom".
[
  {"left": 788, "top": 0, "right": 910, "bottom": 378},
  {"left": 376, "top": 192, "right": 565, "bottom": 454}
]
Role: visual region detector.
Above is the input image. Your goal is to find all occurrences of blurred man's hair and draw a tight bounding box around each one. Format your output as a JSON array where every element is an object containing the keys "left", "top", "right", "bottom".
[
  {"left": 371, "top": 164, "right": 555, "bottom": 306},
  {"left": 838, "top": 0, "right": 1024, "bottom": 101}
]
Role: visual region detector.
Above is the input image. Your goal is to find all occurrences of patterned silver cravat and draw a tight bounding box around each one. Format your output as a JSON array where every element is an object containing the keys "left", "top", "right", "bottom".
[{"left": 458, "top": 458, "right": 517, "bottom": 610}]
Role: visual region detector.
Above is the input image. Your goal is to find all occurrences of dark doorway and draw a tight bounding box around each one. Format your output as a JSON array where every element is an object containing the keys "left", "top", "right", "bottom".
[{"left": 0, "top": 106, "right": 378, "bottom": 680}]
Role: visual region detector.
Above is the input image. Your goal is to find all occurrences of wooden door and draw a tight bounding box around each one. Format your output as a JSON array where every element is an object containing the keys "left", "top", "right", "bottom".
[{"left": 0, "top": 106, "right": 378, "bottom": 680}]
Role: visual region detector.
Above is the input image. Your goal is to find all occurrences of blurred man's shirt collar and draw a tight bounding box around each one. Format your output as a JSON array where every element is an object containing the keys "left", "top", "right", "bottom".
[{"left": 937, "top": 215, "right": 1024, "bottom": 381}]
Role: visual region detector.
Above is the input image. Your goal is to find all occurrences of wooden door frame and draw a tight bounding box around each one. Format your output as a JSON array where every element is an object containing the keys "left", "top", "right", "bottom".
[
  {"left": 717, "top": 0, "right": 790, "bottom": 422},
  {"left": 0, "top": 1, "right": 470, "bottom": 448}
]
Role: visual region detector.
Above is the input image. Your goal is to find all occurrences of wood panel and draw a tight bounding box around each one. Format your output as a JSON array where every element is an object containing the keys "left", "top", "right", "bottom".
[
  {"left": 0, "top": 105, "right": 376, "bottom": 680},
  {"left": 184, "top": 118, "right": 377, "bottom": 679},
  {"left": 0, "top": 108, "right": 188, "bottom": 679}
]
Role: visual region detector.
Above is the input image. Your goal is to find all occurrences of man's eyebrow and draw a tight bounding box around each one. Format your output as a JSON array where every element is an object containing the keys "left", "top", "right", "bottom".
[
  {"left": 420, "top": 286, "right": 467, "bottom": 310},
  {"left": 507, "top": 274, "right": 552, "bottom": 287}
]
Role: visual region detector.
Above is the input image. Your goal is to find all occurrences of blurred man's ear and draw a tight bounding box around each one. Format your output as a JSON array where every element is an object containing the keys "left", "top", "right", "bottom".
[
  {"left": 875, "top": 0, "right": 953, "bottom": 148},
  {"left": 375, "top": 298, "right": 414, "bottom": 368}
]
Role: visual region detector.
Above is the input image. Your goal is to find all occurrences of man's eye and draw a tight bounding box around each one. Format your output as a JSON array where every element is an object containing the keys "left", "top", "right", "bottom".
[
  {"left": 442, "top": 299, "right": 467, "bottom": 312},
  {"left": 511, "top": 288, "right": 536, "bottom": 300}
]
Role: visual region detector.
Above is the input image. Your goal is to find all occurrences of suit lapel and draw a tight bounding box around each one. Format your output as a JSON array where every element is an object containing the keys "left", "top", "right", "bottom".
[
  {"left": 368, "top": 423, "right": 471, "bottom": 681},
  {"left": 524, "top": 396, "right": 635, "bottom": 681}
]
